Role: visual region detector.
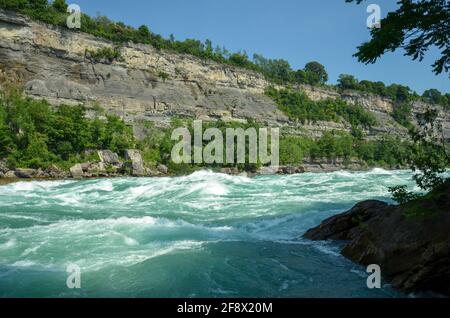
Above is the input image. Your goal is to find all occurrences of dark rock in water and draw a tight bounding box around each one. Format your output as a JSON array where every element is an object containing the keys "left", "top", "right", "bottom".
[
  {"left": 304, "top": 181, "right": 450, "bottom": 296},
  {"left": 281, "top": 166, "right": 297, "bottom": 175},
  {"left": 220, "top": 167, "right": 239, "bottom": 175}
]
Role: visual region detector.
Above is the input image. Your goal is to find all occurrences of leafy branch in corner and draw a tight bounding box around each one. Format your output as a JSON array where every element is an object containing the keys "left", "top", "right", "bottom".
[{"left": 346, "top": 0, "right": 450, "bottom": 75}]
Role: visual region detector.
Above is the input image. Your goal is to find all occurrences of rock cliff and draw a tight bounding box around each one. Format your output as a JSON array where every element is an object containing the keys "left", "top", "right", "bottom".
[
  {"left": 303, "top": 180, "right": 450, "bottom": 296},
  {"left": 0, "top": 9, "right": 449, "bottom": 140}
]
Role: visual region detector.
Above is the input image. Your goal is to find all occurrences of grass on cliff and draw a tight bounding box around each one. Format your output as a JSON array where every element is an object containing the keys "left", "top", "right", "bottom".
[{"left": 265, "top": 87, "right": 377, "bottom": 130}]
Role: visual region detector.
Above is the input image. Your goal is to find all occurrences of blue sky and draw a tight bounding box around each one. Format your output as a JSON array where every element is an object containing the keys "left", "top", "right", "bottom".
[{"left": 73, "top": 0, "right": 448, "bottom": 94}]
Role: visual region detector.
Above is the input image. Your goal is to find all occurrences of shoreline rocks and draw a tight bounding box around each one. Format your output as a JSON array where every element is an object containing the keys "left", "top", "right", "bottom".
[
  {"left": 1, "top": 151, "right": 405, "bottom": 181},
  {"left": 125, "top": 149, "right": 145, "bottom": 176},
  {"left": 303, "top": 180, "right": 450, "bottom": 296}
]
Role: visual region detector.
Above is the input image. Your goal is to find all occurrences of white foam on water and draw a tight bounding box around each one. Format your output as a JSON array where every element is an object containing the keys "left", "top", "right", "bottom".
[
  {"left": 11, "top": 260, "right": 37, "bottom": 267},
  {"left": 0, "top": 238, "right": 17, "bottom": 250},
  {"left": 0, "top": 169, "right": 421, "bottom": 280},
  {"left": 0, "top": 180, "right": 74, "bottom": 193}
]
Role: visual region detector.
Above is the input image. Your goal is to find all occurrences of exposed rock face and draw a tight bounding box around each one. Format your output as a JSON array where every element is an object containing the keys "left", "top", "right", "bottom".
[
  {"left": 303, "top": 183, "right": 450, "bottom": 296},
  {"left": 0, "top": 9, "right": 448, "bottom": 141},
  {"left": 125, "top": 149, "right": 145, "bottom": 176}
]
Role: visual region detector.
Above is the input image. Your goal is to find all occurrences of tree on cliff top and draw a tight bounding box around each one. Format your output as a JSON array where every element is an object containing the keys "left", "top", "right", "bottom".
[
  {"left": 51, "top": 0, "right": 67, "bottom": 13},
  {"left": 346, "top": 0, "right": 449, "bottom": 75}
]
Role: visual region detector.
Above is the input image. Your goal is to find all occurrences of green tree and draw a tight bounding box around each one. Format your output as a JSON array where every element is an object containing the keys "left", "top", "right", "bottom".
[
  {"left": 29, "top": 0, "right": 48, "bottom": 11},
  {"left": 304, "top": 61, "right": 328, "bottom": 84},
  {"left": 51, "top": 0, "right": 67, "bottom": 13},
  {"left": 346, "top": 0, "right": 450, "bottom": 75},
  {"left": 138, "top": 25, "right": 151, "bottom": 40},
  {"left": 337, "top": 74, "right": 359, "bottom": 90},
  {"left": 422, "top": 88, "right": 447, "bottom": 106}
]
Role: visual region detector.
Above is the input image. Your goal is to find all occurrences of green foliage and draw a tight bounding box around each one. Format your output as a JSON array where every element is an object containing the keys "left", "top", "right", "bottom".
[
  {"left": 409, "top": 108, "right": 449, "bottom": 191},
  {"left": 392, "top": 102, "right": 412, "bottom": 128},
  {"left": 346, "top": 0, "right": 449, "bottom": 75},
  {"left": 388, "top": 185, "right": 422, "bottom": 205},
  {"left": 278, "top": 131, "right": 415, "bottom": 168},
  {"left": 157, "top": 71, "right": 170, "bottom": 82},
  {"left": 337, "top": 74, "right": 360, "bottom": 91},
  {"left": 402, "top": 179, "right": 450, "bottom": 219},
  {"left": 279, "top": 136, "right": 311, "bottom": 165},
  {"left": 85, "top": 47, "right": 123, "bottom": 64},
  {"left": 422, "top": 89, "right": 450, "bottom": 109},
  {"left": 0, "top": 91, "right": 134, "bottom": 169},
  {"left": 253, "top": 55, "right": 329, "bottom": 86},
  {"left": 266, "top": 87, "right": 376, "bottom": 128},
  {"left": 337, "top": 74, "right": 448, "bottom": 109},
  {"left": 338, "top": 74, "right": 416, "bottom": 103},
  {"left": 51, "top": 0, "right": 67, "bottom": 13},
  {"left": 304, "top": 61, "right": 329, "bottom": 84}
]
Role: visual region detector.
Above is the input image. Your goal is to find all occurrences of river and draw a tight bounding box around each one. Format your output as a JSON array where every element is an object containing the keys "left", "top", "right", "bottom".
[{"left": 0, "top": 169, "right": 418, "bottom": 297}]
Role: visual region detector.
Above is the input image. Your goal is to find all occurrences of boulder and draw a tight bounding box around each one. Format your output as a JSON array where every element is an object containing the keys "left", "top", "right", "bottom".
[
  {"left": 80, "top": 162, "right": 92, "bottom": 172},
  {"left": 14, "top": 168, "right": 37, "bottom": 178},
  {"left": 3, "top": 170, "right": 17, "bottom": 178},
  {"left": 304, "top": 180, "right": 450, "bottom": 296},
  {"left": 97, "top": 150, "right": 122, "bottom": 166},
  {"left": 220, "top": 167, "right": 239, "bottom": 175},
  {"left": 0, "top": 160, "right": 8, "bottom": 173},
  {"left": 44, "top": 164, "right": 64, "bottom": 178},
  {"left": 281, "top": 166, "right": 296, "bottom": 175},
  {"left": 145, "top": 167, "right": 156, "bottom": 177},
  {"left": 157, "top": 164, "right": 169, "bottom": 175},
  {"left": 258, "top": 166, "right": 279, "bottom": 175},
  {"left": 87, "top": 162, "right": 106, "bottom": 176},
  {"left": 125, "top": 149, "right": 145, "bottom": 176},
  {"left": 69, "top": 164, "right": 84, "bottom": 179}
]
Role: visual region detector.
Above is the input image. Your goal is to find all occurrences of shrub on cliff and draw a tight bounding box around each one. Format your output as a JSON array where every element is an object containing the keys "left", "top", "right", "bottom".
[{"left": 266, "top": 87, "right": 376, "bottom": 128}]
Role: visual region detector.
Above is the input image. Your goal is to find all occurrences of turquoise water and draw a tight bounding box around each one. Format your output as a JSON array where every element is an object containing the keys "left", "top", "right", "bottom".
[{"left": 0, "top": 169, "right": 418, "bottom": 298}]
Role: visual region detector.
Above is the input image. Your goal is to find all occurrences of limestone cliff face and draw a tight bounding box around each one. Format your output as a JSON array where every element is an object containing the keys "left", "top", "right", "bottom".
[{"left": 0, "top": 9, "right": 448, "bottom": 140}]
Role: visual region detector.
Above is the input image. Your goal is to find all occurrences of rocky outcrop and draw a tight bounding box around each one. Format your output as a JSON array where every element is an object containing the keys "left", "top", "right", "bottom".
[
  {"left": 157, "top": 164, "right": 169, "bottom": 175},
  {"left": 97, "top": 150, "right": 121, "bottom": 166},
  {"left": 69, "top": 164, "right": 83, "bottom": 179},
  {"left": 0, "top": 9, "right": 448, "bottom": 141},
  {"left": 303, "top": 181, "right": 450, "bottom": 296},
  {"left": 125, "top": 149, "right": 145, "bottom": 176},
  {"left": 14, "top": 168, "right": 37, "bottom": 178}
]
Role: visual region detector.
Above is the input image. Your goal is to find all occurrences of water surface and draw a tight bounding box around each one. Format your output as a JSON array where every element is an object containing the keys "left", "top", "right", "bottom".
[{"left": 0, "top": 169, "right": 417, "bottom": 297}]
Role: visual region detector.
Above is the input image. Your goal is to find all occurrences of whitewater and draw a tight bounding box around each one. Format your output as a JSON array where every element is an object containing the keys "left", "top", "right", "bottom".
[{"left": 0, "top": 169, "right": 418, "bottom": 297}]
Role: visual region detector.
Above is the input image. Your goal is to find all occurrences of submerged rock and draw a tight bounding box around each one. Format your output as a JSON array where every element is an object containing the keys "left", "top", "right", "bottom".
[{"left": 303, "top": 181, "right": 450, "bottom": 296}]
